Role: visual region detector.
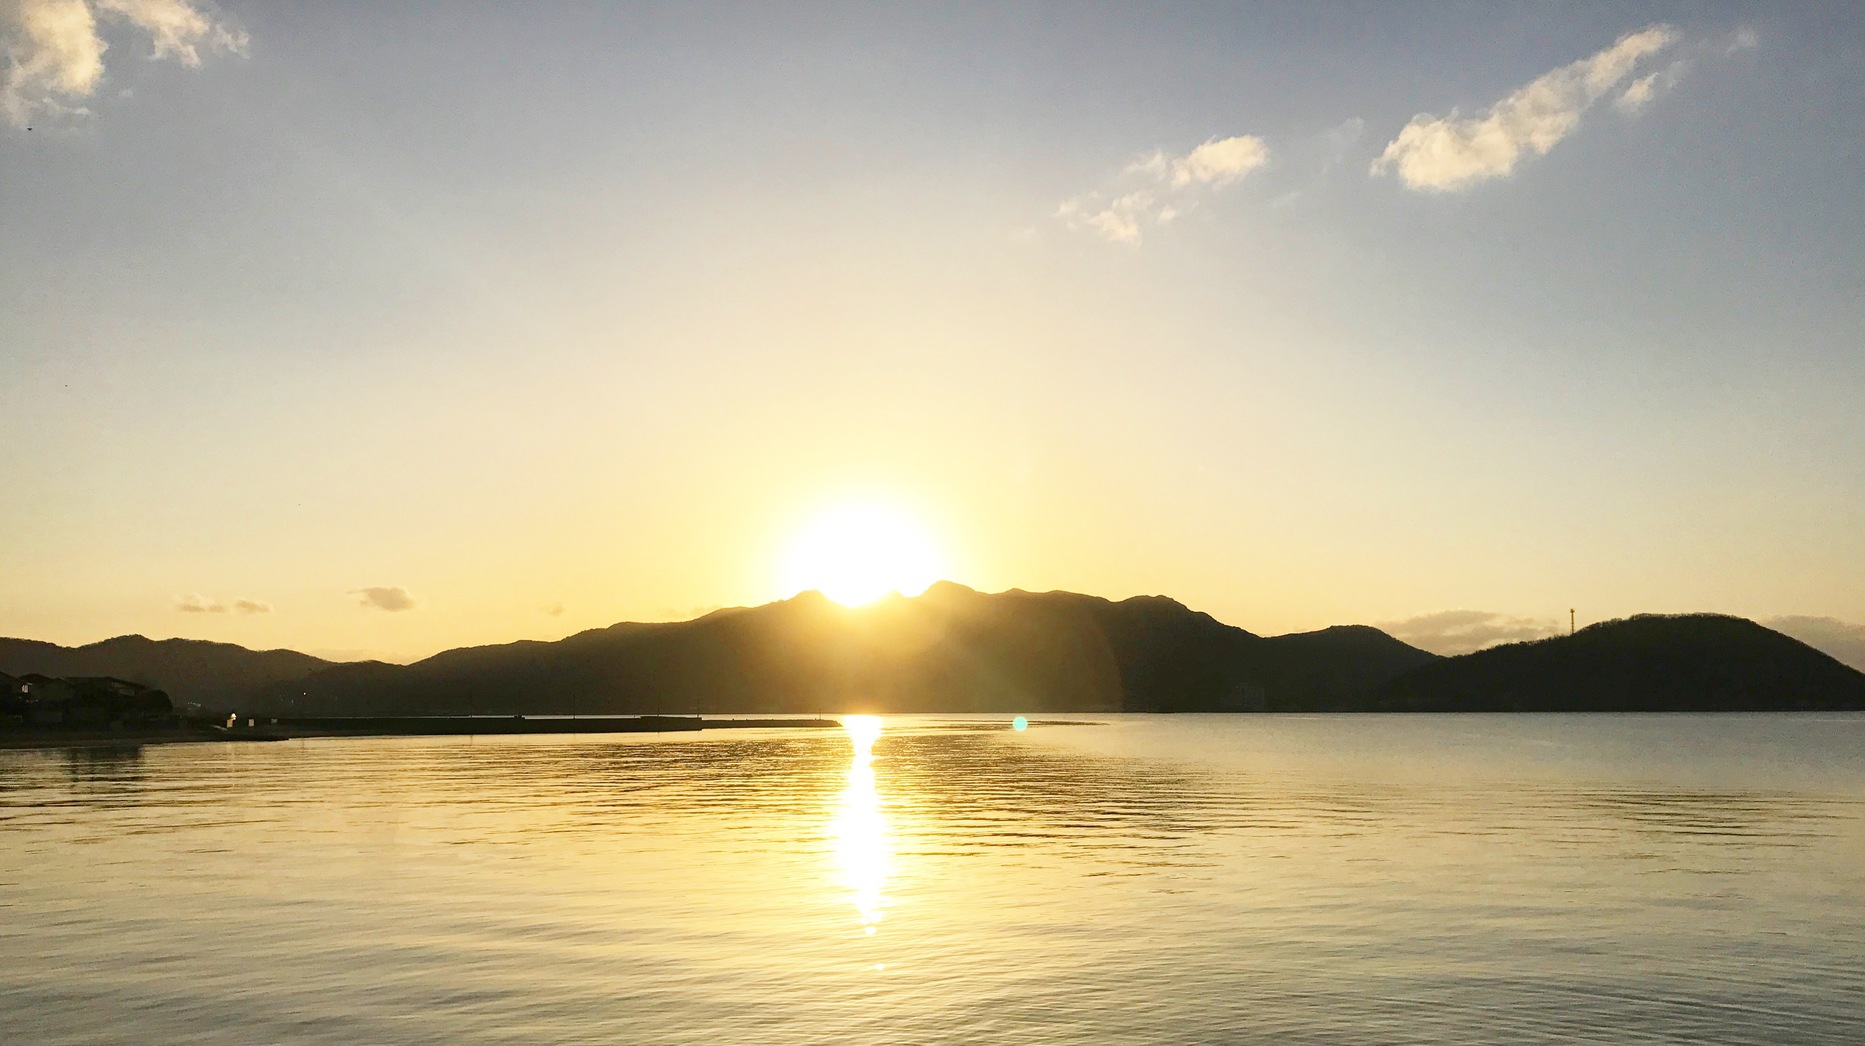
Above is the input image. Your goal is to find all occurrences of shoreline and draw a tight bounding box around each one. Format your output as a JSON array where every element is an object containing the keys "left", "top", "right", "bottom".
[{"left": 0, "top": 715, "right": 843, "bottom": 750}]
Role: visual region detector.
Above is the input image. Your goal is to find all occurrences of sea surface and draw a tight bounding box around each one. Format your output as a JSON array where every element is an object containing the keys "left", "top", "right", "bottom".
[{"left": 3, "top": 714, "right": 1863, "bottom": 1045}]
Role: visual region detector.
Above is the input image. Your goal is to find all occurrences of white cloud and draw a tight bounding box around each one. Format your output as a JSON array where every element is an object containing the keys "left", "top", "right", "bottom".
[
  {"left": 1085, "top": 209, "right": 1138, "bottom": 243},
  {"left": 1060, "top": 133, "right": 1269, "bottom": 245},
  {"left": 1726, "top": 26, "right": 1758, "bottom": 55},
  {"left": 1170, "top": 135, "right": 1269, "bottom": 188},
  {"left": 1, "top": 0, "right": 245, "bottom": 128},
  {"left": 1372, "top": 25, "right": 1676, "bottom": 191},
  {"left": 1378, "top": 610, "right": 1563, "bottom": 656},
  {"left": 1072, "top": 189, "right": 1152, "bottom": 244},
  {"left": 353, "top": 586, "right": 417, "bottom": 612}
]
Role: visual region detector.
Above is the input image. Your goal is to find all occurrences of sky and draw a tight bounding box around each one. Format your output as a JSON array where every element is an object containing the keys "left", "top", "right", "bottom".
[{"left": 3, "top": 1, "right": 1864, "bottom": 665}]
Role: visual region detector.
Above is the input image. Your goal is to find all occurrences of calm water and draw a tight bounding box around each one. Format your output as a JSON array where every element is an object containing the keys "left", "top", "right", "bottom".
[{"left": 3, "top": 714, "right": 1863, "bottom": 1044}]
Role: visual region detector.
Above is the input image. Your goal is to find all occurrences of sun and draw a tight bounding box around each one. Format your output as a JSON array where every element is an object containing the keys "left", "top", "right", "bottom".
[{"left": 782, "top": 504, "right": 943, "bottom": 606}]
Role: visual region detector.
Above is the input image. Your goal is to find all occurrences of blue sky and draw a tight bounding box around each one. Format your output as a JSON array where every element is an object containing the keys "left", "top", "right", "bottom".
[{"left": 2, "top": 2, "right": 1863, "bottom": 664}]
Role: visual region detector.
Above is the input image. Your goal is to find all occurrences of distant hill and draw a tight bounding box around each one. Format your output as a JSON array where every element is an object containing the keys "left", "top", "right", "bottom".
[
  {"left": 257, "top": 583, "right": 1440, "bottom": 717},
  {"left": 1254, "top": 625, "right": 1446, "bottom": 710},
  {"left": 0, "top": 636, "right": 336, "bottom": 709},
  {"left": 1375, "top": 614, "right": 1865, "bottom": 712}
]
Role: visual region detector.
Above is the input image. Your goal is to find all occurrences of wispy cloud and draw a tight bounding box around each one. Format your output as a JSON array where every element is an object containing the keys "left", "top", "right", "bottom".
[
  {"left": 1764, "top": 616, "right": 1865, "bottom": 673},
  {"left": 1269, "top": 117, "right": 1369, "bottom": 209},
  {"left": 1059, "top": 134, "right": 1269, "bottom": 245},
  {"left": 1614, "top": 57, "right": 1690, "bottom": 115},
  {"left": 1379, "top": 610, "right": 1563, "bottom": 656},
  {"left": 540, "top": 602, "right": 566, "bottom": 617},
  {"left": 175, "top": 593, "right": 270, "bottom": 614},
  {"left": 1614, "top": 27, "right": 1754, "bottom": 117},
  {"left": 1372, "top": 26, "right": 1676, "bottom": 191},
  {"left": 1321, "top": 117, "right": 1364, "bottom": 164},
  {"left": 1, "top": 0, "right": 246, "bottom": 128},
  {"left": 353, "top": 586, "right": 417, "bottom": 612},
  {"left": 1614, "top": 71, "right": 1661, "bottom": 114}
]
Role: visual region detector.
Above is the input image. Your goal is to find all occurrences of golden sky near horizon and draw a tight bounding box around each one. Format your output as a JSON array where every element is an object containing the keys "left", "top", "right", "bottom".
[{"left": 3, "top": 4, "right": 1864, "bottom": 664}]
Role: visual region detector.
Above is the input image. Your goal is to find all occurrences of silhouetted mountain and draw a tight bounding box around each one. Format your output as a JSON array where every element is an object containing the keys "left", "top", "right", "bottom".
[
  {"left": 258, "top": 583, "right": 1439, "bottom": 716},
  {"left": 0, "top": 635, "right": 336, "bottom": 709},
  {"left": 1255, "top": 625, "right": 1448, "bottom": 711},
  {"left": 22, "top": 603, "right": 1846, "bottom": 720},
  {"left": 1376, "top": 614, "right": 1865, "bottom": 712}
]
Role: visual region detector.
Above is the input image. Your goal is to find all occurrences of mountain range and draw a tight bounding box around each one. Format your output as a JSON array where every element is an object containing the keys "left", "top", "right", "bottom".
[
  {"left": 4, "top": 583, "right": 1862, "bottom": 716},
  {"left": 0, "top": 635, "right": 333, "bottom": 709}
]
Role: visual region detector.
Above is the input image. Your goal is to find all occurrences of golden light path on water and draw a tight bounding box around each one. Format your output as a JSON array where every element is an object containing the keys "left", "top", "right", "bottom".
[{"left": 831, "top": 715, "right": 890, "bottom": 941}]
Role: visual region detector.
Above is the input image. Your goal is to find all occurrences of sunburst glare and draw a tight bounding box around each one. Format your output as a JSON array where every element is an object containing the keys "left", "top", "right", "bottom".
[{"left": 782, "top": 504, "right": 942, "bottom": 606}]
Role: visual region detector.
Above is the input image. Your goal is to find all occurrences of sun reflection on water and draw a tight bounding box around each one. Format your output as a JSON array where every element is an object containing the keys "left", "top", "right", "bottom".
[{"left": 831, "top": 715, "right": 890, "bottom": 937}]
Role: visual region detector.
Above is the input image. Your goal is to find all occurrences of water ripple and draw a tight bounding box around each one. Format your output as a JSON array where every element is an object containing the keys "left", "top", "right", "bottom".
[{"left": 2, "top": 714, "right": 1862, "bottom": 1044}]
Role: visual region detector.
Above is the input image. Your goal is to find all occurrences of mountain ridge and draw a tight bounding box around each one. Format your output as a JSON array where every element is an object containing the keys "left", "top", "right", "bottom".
[
  {"left": 7, "top": 593, "right": 1863, "bottom": 717},
  {"left": 0, "top": 635, "right": 334, "bottom": 709},
  {"left": 250, "top": 584, "right": 1438, "bottom": 715}
]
